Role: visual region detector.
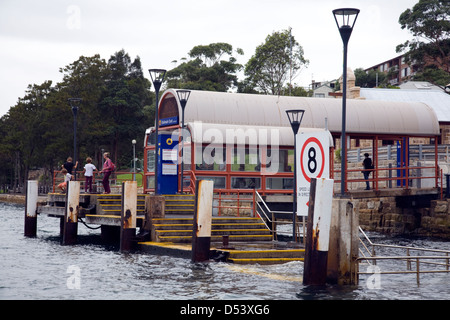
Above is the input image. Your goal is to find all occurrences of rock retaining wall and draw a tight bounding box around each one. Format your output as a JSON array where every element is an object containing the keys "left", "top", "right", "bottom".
[{"left": 358, "top": 196, "right": 450, "bottom": 239}]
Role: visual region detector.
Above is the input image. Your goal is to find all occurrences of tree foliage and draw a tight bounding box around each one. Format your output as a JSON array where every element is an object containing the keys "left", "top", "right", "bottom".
[
  {"left": 396, "top": 0, "right": 450, "bottom": 89},
  {"left": 243, "top": 28, "right": 309, "bottom": 96},
  {"left": 354, "top": 68, "right": 388, "bottom": 88},
  {"left": 0, "top": 50, "right": 154, "bottom": 191},
  {"left": 166, "top": 42, "right": 244, "bottom": 92}
]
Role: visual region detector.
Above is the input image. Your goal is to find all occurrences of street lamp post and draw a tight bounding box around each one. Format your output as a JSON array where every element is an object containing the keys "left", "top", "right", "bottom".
[
  {"left": 148, "top": 69, "right": 166, "bottom": 195},
  {"left": 132, "top": 139, "right": 136, "bottom": 181},
  {"left": 176, "top": 90, "right": 191, "bottom": 194},
  {"left": 333, "top": 8, "right": 359, "bottom": 196},
  {"left": 68, "top": 98, "right": 82, "bottom": 180},
  {"left": 285, "top": 109, "right": 305, "bottom": 242}
]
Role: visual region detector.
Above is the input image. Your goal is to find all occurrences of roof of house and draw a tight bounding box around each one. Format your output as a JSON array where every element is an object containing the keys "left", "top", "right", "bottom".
[{"left": 360, "top": 88, "right": 450, "bottom": 122}]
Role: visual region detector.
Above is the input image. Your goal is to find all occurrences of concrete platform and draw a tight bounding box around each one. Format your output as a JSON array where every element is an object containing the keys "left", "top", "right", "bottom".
[{"left": 138, "top": 240, "right": 305, "bottom": 264}]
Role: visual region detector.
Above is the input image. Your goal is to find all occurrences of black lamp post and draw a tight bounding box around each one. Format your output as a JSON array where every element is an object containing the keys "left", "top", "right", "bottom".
[
  {"left": 148, "top": 69, "right": 166, "bottom": 195},
  {"left": 176, "top": 89, "right": 191, "bottom": 194},
  {"left": 68, "top": 98, "right": 82, "bottom": 180},
  {"left": 333, "top": 8, "right": 359, "bottom": 196},
  {"left": 286, "top": 109, "right": 305, "bottom": 242}
]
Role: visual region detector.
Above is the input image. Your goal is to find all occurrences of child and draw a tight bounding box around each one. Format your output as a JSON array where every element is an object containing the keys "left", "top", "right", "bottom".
[
  {"left": 57, "top": 169, "right": 72, "bottom": 193},
  {"left": 83, "top": 157, "right": 97, "bottom": 193}
]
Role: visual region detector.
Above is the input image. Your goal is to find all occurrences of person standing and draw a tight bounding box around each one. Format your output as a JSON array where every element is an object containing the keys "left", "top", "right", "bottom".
[
  {"left": 362, "top": 153, "right": 373, "bottom": 190},
  {"left": 83, "top": 157, "right": 97, "bottom": 193},
  {"left": 62, "top": 157, "right": 78, "bottom": 175},
  {"left": 100, "top": 152, "right": 113, "bottom": 194}
]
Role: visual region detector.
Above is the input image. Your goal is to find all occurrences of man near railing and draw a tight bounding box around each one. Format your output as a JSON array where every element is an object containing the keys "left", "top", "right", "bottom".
[{"left": 362, "top": 153, "right": 373, "bottom": 190}]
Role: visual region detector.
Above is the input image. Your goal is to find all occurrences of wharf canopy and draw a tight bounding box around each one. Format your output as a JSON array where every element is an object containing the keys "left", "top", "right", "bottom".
[
  {"left": 143, "top": 88, "right": 440, "bottom": 194},
  {"left": 157, "top": 88, "right": 439, "bottom": 140}
]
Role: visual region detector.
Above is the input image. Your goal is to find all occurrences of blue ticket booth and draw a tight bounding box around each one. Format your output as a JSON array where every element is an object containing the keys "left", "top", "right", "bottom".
[{"left": 157, "top": 133, "right": 179, "bottom": 194}]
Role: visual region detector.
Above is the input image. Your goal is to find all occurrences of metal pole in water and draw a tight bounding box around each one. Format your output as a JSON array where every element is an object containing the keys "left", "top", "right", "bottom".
[
  {"left": 24, "top": 180, "right": 38, "bottom": 237},
  {"left": 303, "top": 178, "right": 334, "bottom": 286},
  {"left": 62, "top": 181, "right": 80, "bottom": 245},
  {"left": 192, "top": 180, "right": 214, "bottom": 263},
  {"left": 120, "top": 181, "right": 137, "bottom": 252}
]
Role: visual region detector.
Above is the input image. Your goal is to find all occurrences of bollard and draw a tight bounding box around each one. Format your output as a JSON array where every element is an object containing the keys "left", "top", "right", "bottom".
[
  {"left": 62, "top": 181, "right": 80, "bottom": 245},
  {"left": 192, "top": 180, "right": 214, "bottom": 263},
  {"left": 303, "top": 178, "right": 334, "bottom": 286},
  {"left": 24, "top": 180, "right": 38, "bottom": 237},
  {"left": 120, "top": 181, "right": 137, "bottom": 252}
]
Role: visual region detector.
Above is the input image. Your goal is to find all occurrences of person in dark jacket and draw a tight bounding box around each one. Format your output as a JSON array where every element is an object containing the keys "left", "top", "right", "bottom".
[{"left": 362, "top": 153, "right": 373, "bottom": 190}]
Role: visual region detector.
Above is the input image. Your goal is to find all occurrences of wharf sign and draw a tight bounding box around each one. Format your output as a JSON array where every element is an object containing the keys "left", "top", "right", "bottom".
[{"left": 296, "top": 131, "right": 330, "bottom": 216}]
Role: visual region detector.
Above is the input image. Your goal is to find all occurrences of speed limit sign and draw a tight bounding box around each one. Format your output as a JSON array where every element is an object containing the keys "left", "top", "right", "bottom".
[{"left": 296, "top": 131, "right": 330, "bottom": 216}]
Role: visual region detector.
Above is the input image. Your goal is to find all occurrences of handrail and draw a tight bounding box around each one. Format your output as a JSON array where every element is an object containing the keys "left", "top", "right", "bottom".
[
  {"left": 333, "top": 163, "right": 440, "bottom": 193},
  {"left": 213, "top": 189, "right": 255, "bottom": 217},
  {"left": 357, "top": 227, "right": 450, "bottom": 285},
  {"left": 254, "top": 190, "right": 302, "bottom": 240},
  {"left": 52, "top": 170, "right": 144, "bottom": 193}
]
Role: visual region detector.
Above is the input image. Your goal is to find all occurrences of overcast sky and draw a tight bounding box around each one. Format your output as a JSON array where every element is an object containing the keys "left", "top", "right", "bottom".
[{"left": 0, "top": 0, "right": 418, "bottom": 117}]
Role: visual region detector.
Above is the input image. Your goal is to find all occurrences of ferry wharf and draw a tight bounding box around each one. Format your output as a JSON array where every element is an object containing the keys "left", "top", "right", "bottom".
[
  {"left": 31, "top": 184, "right": 305, "bottom": 265},
  {"left": 22, "top": 179, "right": 450, "bottom": 286}
]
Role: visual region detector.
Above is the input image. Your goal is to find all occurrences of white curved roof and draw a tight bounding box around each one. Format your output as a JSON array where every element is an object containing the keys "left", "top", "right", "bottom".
[{"left": 160, "top": 89, "right": 440, "bottom": 137}]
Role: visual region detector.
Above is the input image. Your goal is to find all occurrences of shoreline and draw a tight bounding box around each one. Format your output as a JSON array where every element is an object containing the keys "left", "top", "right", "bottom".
[{"left": 0, "top": 194, "right": 47, "bottom": 205}]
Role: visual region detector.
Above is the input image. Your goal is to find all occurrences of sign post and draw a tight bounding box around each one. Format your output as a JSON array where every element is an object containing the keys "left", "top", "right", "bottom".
[{"left": 296, "top": 131, "right": 331, "bottom": 217}]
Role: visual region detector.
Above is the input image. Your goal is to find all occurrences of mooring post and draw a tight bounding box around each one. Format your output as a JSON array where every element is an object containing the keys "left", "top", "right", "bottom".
[
  {"left": 62, "top": 181, "right": 80, "bottom": 245},
  {"left": 303, "top": 178, "right": 334, "bottom": 286},
  {"left": 327, "top": 197, "right": 360, "bottom": 285},
  {"left": 120, "top": 181, "right": 137, "bottom": 252},
  {"left": 192, "top": 180, "right": 214, "bottom": 263},
  {"left": 24, "top": 180, "right": 38, "bottom": 237}
]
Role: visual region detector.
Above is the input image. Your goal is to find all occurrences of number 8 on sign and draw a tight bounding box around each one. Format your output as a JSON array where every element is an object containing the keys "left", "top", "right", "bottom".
[{"left": 300, "top": 137, "right": 325, "bottom": 182}]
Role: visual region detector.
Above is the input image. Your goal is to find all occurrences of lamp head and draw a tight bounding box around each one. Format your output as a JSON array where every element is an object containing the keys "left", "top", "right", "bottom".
[
  {"left": 285, "top": 109, "right": 305, "bottom": 135},
  {"left": 176, "top": 89, "right": 191, "bottom": 110},
  {"left": 148, "top": 69, "right": 166, "bottom": 92},
  {"left": 333, "top": 8, "right": 360, "bottom": 44}
]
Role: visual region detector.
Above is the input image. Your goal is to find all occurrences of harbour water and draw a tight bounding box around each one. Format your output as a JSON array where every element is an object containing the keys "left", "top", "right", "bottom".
[{"left": 1, "top": 201, "right": 449, "bottom": 302}]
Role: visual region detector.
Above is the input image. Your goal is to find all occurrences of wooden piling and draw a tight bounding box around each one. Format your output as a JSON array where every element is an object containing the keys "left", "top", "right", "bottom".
[
  {"left": 327, "top": 197, "right": 360, "bottom": 285},
  {"left": 303, "top": 178, "right": 334, "bottom": 286},
  {"left": 24, "top": 180, "right": 38, "bottom": 237},
  {"left": 62, "top": 181, "right": 80, "bottom": 245},
  {"left": 120, "top": 181, "right": 137, "bottom": 252},
  {"left": 192, "top": 180, "right": 214, "bottom": 263},
  {"left": 142, "top": 195, "right": 165, "bottom": 236}
]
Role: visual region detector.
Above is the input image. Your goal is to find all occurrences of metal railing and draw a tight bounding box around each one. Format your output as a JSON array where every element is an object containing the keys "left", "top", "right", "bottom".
[
  {"left": 254, "top": 190, "right": 304, "bottom": 241},
  {"left": 356, "top": 227, "right": 450, "bottom": 285},
  {"left": 52, "top": 170, "right": 144, "bottom": 193},
  {"left": 213, "top": 189, "right": 256, "bottom": 217}
]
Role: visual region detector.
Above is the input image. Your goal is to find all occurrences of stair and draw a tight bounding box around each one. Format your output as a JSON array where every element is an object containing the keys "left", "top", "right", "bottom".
[
  {"left": 96, "top": 194, "right": 146, "bottom": 216},
  {"left": 163, "top": 194, "right": 195, "bottom": 215},
  {"left": 221, "top": 249, "right": 305, "bottom": 265},
  {"left": 151, "top": 217, "right": 272, "bottom": 243}
]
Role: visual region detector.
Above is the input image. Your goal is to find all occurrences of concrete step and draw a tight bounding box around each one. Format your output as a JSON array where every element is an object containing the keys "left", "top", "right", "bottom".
[
  {"left": 217, "top": 248, "right": 305, "bottom": 265},
  {"left": 157, "top": 234, "right": 273, "bottom": 243},
  {"left": 163, "top": 194, "right": 195, "bottom": 215},
  {"left": 96, "top": 194, "right": 146, "bottom": 216},
  {"left": 151, "top": 216, "right": 272, "bottom": 243},
  {"left": 226, "top": 257, "right": 304, "bottom": 265}
]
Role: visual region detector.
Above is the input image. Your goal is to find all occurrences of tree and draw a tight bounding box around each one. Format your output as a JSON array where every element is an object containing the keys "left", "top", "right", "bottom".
[
  {"left": 354, "top": 68, "right": 387, "bottom": 88},
  {"left": 396, "top": 0, "right": 450, "bottom": 89},
  {"left": 56, "top": 54, "right": 109, "bottom": 166},
  {"left": 100, "top": 50, "right": 152, "bottom": 166},
  {"left": 166, "top": 43, "right": 244, "bottom": 92},
  {"left": 243, "top": 28, "right": 309, "bottom": 95},
  {"left": 0, "top": 50, "right": 154, "bottom": 192},
  {"left": 0, "top": 81, "right": 55, "bottom": 189}
]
